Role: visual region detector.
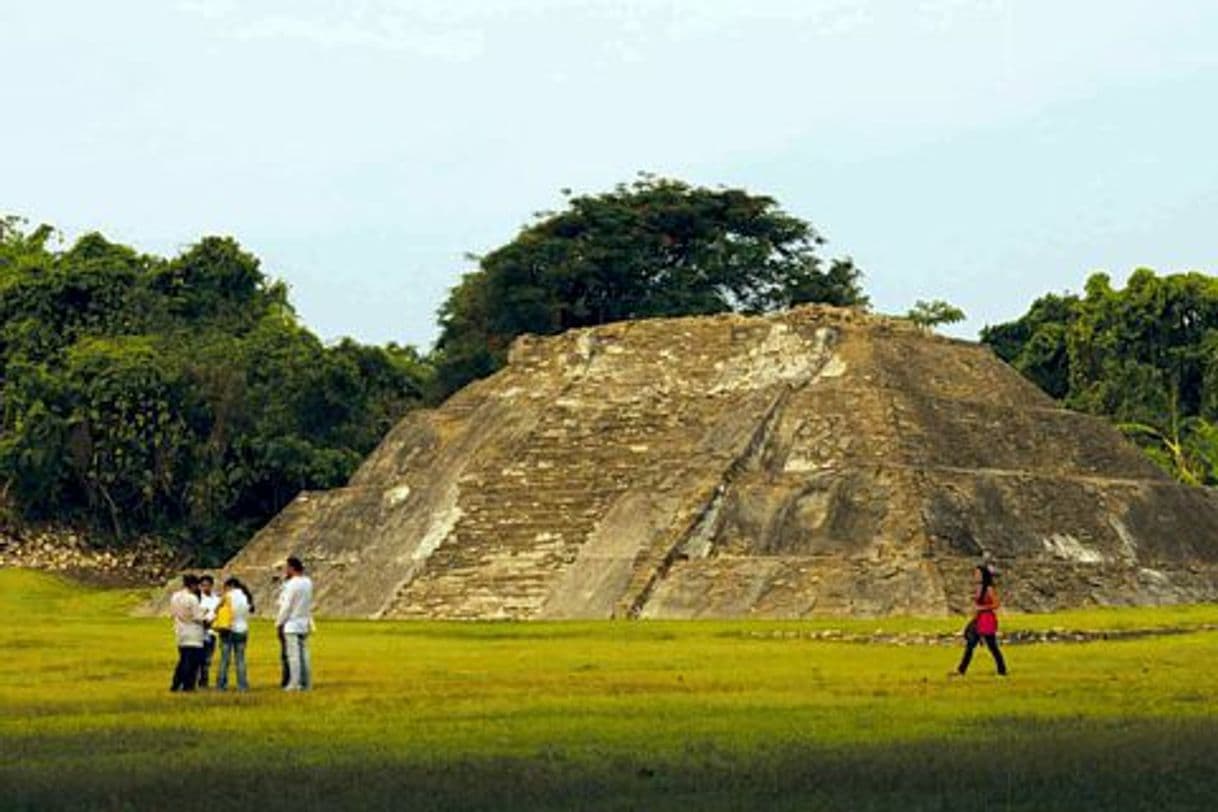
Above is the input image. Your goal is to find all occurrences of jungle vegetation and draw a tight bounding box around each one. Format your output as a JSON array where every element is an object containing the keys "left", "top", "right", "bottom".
[
  {"left": 3, "top": 176, "right": 1215, "bottom": 561},
  {"left": 0, "top": 218, "right": 431, "bottom": 562},
  {"left": 981, "top": 269, "right": 1218, "bottom": 486},
  {"left": 1, "top": 177, "right": 868, "bottom": 560}
]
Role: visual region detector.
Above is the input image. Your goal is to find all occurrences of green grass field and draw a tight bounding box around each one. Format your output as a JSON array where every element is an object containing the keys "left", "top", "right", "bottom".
[{"left": 2, "top": 569, "right": 1217, "bottom": 811}]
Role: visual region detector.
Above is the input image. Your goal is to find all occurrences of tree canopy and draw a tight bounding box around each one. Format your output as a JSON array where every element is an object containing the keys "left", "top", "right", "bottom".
[
  {"left": 0, "top": 217, "right": 432, "bottom": 562},
  {"left": 433, "top": 176, "right": 868, "bottom": 397},
  {"left": 906, "top": 299, "right": 966, "bottom": 330},
  {"left": 7, "top": 199, "right": 1215, "bottom": 566},
  {"left": 1, "top": 174, "right": 872, "bottom": 561},
  {"left": 981, "top": 269, "right": 1218, "bottom": 485}
]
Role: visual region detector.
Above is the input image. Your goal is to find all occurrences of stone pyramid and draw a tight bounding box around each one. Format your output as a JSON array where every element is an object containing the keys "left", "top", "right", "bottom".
[{"left": 226, "top": 306, "right": 1218, "bottom": 618}]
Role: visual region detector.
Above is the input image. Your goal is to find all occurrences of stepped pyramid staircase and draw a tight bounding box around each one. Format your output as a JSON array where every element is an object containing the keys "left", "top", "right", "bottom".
[{"left": 224, "top": 306, "right": 1218, "bottom": 618}]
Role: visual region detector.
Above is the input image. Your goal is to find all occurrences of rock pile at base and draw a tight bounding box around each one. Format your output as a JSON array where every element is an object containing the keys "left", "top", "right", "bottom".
[
  {"left": 1, "top": 527, "right": 174, "bottom": 585},
  {"left": 224, "top": 305, "right": 1218, "bottom": 618}
]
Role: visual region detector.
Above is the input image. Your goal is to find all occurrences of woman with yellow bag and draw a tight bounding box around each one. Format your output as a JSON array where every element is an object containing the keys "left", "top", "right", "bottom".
[{"left": 215, "top": 577, "right": 253, "bottom": 691}]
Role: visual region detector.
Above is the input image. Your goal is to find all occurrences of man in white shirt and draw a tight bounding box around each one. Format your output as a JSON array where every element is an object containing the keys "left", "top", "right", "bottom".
[
  {"left": 169, "top": 574, "right": 206, "bottom": 692},
  {"left": 276, "top": 556, "right": 314, "bottom": 691},
  {"left": 197, "top": 575, "right": 221, "bottom": 688}
]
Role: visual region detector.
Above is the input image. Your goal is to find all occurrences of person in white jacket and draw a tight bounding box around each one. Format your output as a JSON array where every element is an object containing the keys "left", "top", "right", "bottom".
[
  {"left": 197, "top": 575, "right": 220, "bottom": 688},
  {"left": 276, "top": 557, "right": 314, "bottom": 691},
  {"left": 169, "top": 574, "right": 206, "bottom": 692}
]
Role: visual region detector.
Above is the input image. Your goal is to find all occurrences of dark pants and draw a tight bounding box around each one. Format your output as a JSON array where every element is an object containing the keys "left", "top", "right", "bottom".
[
  {"left": 958, "top": 629, "right": 1007, "bottom": 675},
  {"left": 171, "top": 646, "right": 204, "bottom": 692},
  {"left": 198, "top": 634, "right": 217, "bottom": 687},
  {"left": 278, "top": 627, "right": 290, "bottom": 688}
]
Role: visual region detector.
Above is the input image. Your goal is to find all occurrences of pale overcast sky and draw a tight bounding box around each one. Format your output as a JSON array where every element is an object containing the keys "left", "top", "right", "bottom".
[{"left": 3, "top": 1, "right": 1216, "bottom": 347}]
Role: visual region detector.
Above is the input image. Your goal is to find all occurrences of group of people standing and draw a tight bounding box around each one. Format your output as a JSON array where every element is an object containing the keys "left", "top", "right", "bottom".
[
  {"left": 170, "top": 556, "right": 1003, "bottom": 690},
  {"left": 169, "top": 556, "right": 314, "bottom": 693},
  {"left": 169, "top": 573, "right": 253, "bottom": 691}
]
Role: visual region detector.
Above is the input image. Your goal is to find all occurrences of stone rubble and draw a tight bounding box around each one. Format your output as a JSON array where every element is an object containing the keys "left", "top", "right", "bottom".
[
  {"left": 740, "top": 624, "right": 1218, "bottom": 646},
  {"left": 0, "top": 525, "right": 174, "bottom": 585}
]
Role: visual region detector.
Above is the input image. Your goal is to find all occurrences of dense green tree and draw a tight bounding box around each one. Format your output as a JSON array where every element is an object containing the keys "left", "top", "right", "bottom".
[
  {"left": 906, "top": 299, "right": 966, "bottom": 330},
  {"left": 62, "top": 336, "right": 191, "bottom": 537},
  {"left": 978, "top": 292, "right": 1079, "bottom": 399},
  {"left": 0, "top": 218, "right": 432, "bottom": 563},
  {"left": 433, "top": 175, "right": 868, "bottom": 397},
  {"left": 982, "top": 269, "right": 1218, "bottom": 485}
]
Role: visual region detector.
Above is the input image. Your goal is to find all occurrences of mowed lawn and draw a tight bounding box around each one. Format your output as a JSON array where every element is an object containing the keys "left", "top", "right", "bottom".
[{"left": 2, "top": 570, "right": 1217, "bottom": 811}]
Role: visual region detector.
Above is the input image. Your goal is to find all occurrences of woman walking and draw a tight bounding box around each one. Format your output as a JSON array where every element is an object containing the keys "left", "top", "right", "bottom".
[
  {"left": 216, "top": 577, "right": 254, "bottom": 692},
  {"left": 955, "top": 564, "right": 1007, "bottom": 676}
]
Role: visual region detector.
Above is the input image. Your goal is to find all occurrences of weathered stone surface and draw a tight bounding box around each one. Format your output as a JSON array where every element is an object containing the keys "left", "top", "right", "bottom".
[{"left": 223, "top": 305, "right": 1218, "bottom": 618}]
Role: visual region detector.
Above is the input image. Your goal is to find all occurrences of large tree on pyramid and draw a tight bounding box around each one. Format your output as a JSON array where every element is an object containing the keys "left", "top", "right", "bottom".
[{"left": 432, "top": 174, "right": 868, "bottom": 398}]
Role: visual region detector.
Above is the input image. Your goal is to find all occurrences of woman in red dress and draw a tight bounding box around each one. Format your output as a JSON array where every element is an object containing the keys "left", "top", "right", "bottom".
[{"left": 955, "top": 564, "right": 1007, "bottom": 676}]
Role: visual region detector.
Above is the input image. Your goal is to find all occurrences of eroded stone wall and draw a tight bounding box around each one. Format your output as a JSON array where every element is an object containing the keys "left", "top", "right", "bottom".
[{"left": 223, "top": 306, "right": 1218, "bottom": 618}]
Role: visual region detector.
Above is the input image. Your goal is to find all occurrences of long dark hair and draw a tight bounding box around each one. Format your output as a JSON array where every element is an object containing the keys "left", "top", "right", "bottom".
[
  {"left": 978, "top": 564, "right": 995, "bottom": 596},
  {"left": 224, "top": 576, "right": 256, "bottom": 614}
]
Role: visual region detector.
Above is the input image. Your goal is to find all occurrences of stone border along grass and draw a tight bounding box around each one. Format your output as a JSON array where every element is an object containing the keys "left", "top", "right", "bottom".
[
  {"left": 0, "top": 534, "right": 175, "bottom": 584},
  {"left": 740, "top": 623, "right": 1218, "bottom": 646}
]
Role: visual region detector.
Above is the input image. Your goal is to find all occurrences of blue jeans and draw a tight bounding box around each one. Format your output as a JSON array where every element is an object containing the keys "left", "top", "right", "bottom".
[
  {"left": 284, "top": 631, "right": 311, "bottom": 690},
  {"left": 216, "top": 630, "right": 249, "bottom": 691}
]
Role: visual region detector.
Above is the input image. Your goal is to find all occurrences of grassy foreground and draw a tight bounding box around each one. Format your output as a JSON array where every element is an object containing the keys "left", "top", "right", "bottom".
[{"left": 1, "top": 570, "right": 1217, "bottom": 811}]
